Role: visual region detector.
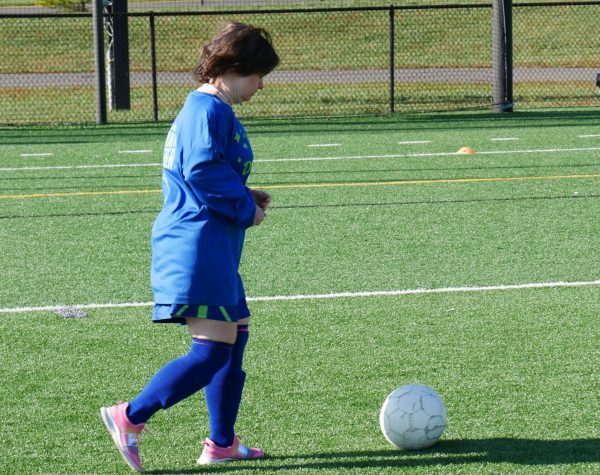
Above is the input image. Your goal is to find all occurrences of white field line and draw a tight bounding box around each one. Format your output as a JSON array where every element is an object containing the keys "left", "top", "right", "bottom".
[
  {"left": 258, "top": 152, "right": 456, "bottom": 162},
  {"left": 475, "top": 147, "right": 600, "bottom": 155},
  {"left": 307, "top": 143, "right": 342, "bottom": 147},
  {"left": 0, "top": 163, "right": 160, "bottom": 172},
  {"left": 490, "top": 137, "right": 519, "bottom": 141},
  {"left": 117, "top": 150, "right": 153, "bottom": 154},
  {"left": 20, "top": 153, "right": 54, "bottom": 157},
  {"left": 398, "top": 140, "right": 432, "bottom": 144},
  {"left": 256, "top": 146, "right": 600, "bottom": 162},
  {"left": 2, "top": 146, "right": 600, "bottom": 172},
  {"left": 578, "top": 134, "right": 600, "bottom": 138},
  {"left": 2, "top": 279, "right": 600, "bottom": 314}
]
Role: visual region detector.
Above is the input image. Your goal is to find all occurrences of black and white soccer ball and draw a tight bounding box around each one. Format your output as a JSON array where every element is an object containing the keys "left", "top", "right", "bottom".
[{"left": 379, "top": 384, "right": 447, "bottom": 450}]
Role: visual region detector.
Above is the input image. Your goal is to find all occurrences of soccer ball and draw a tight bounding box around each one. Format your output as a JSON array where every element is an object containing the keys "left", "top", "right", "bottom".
[{"left": 379, "top": 384, "right": 447, "bottom": 450}]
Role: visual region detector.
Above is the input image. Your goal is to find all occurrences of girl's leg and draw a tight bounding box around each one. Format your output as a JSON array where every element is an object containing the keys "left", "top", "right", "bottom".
[
  {"left": 101, "top": 318, "right": 237, "bottom": 471},
  {"left": 127, "top": 318, "right": 237, "bottom": 424},
  {"left": 198, "top": 318, "right": 264, "bottom": 464},
  {"left": 204, "top": 321, "right": 250, "bottom": 447}
]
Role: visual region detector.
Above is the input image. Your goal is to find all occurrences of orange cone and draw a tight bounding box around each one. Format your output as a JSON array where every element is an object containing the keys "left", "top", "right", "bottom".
[{"left": 456, "top": 146, "right": 476, "bottom": 155}]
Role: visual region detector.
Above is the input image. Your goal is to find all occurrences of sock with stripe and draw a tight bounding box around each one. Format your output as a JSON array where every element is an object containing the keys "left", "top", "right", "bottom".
[
  {"left": 126, "top": 338, "right": 232, "bottom": 425},
  {"left": 205, "top": 325, "right": 249, "bottom": 447}
]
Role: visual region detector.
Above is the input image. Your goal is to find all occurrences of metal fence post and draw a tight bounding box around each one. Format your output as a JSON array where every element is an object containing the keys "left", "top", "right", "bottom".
[
  {"left": 149, "top": 12, "right": 159, "bottom": 122},
  {"left": 112, "top": 0, "right": 131, "bottom": 110},
  {"left": 492, "top": 0, "right": 513, "bottom": 112},
  {"left": 389, "top": 5, "right": 395, "bottom": 114},
  {"left": 92, "top": 0, "right": 107, "bottom": 124}
]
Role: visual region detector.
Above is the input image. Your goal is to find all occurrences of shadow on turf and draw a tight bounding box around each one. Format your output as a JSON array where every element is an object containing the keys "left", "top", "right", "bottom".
[
  {"left": 144, "top": 438, "right": 600, "bottom": 473},
  {"left": 271, "top": 193, "right": 600, "bottom": 212},
  {"left": 0, "top": 124, "right": 169, "bottom": 145},
  {"left": 2, "top": 194, "right": 598, "bottom": 221},
  {"left": 3, "top": 110, "right": 599, "bottom": 144},
  {"left": 243, "top": 110, "right": 600, "bottom": 134},
  {"left": 0, "top": 209, "right": 159, "bottom": 220}
]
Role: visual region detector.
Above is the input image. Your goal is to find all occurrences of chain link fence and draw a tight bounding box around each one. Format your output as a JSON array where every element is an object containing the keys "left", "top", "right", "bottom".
[
  {"left": 1, "top": 2, "right": 599, "bottom": 125},
  {"left": 0, "top": 0, "right": 489, "bottom": 14}
]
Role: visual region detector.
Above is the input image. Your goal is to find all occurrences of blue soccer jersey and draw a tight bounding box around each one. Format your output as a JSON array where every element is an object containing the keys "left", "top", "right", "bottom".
[{"left": 151, "top": 91, "right": 256, "bottom": 306}]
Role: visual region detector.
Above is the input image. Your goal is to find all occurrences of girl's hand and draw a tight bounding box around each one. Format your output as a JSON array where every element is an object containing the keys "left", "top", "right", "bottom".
[
  {"left": 250, "top": 189, "right": 272, "bottom": 210},
  {"left": 253, "top": 205, "right": 265, "bottom": 226}
]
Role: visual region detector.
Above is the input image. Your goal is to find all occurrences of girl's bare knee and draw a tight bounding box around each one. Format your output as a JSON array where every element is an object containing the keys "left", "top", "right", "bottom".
[{"left": 186, "top": 318, "right": 237, "bottom": 345}]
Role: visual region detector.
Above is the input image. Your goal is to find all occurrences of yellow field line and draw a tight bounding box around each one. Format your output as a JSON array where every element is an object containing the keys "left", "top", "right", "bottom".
[
  {"left": 259, "top": 173, "right": 600, "bottom": 189},
  {"left": 2, "top": 173, "right": 600, "bottom": 200},
  {"left": 0, "top": 189, "right": 162, "bottom": 200}
]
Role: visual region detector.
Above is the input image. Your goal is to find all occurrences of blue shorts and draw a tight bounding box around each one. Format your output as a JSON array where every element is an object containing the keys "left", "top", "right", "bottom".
[{"left": 152, "top": 299, "right": 251, "bottom": 325}]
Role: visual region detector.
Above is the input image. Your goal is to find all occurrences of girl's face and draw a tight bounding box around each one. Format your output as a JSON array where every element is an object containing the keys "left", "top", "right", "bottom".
[
  {"left": 234, "top": 73, "right": 264, "bottom": 102},
  {"left": 210, "top": 72, "right": 266, "bottom": 104}
]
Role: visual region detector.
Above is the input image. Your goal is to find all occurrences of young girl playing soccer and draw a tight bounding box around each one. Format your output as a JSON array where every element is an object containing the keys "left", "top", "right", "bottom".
[{"left": 101, "top": 22, "right": 279, "bottom": 472}]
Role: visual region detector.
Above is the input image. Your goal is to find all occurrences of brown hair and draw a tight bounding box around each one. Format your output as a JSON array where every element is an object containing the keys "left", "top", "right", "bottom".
[{"left": 194, "top": 22, "right": 280, "bottom": 83}]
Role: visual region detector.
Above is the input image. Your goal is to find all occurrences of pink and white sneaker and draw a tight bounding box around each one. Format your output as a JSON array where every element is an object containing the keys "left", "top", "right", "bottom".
[
  {"left": 197, "top": 435, "right": 264, "bottom": 465},
  {"left": 100, "top": 402, "right": 145, "bottom": 472}
]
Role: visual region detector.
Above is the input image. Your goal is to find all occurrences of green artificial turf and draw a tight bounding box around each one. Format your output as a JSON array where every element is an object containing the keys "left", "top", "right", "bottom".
[{"left": 1, "top": 110, "right": 600, "bottom": 473}]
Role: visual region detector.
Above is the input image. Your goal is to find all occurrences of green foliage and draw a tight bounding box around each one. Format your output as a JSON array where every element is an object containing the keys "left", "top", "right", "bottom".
[{"left": 36, "top": 0, "right": 90, "bottom": 12}]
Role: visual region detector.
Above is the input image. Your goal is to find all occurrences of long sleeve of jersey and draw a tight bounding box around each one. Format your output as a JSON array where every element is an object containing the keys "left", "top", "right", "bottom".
[
  {"left": 184, "top": 158, "right": 256, "bottom": 228},
  {"left": 181, "top": 105, "right": 255, "bottom": 228}
]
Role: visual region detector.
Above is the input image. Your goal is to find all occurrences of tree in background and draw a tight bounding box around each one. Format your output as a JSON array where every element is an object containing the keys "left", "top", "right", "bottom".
[{"left": 37, "top": 0, "right": 91, "bottom": 12}]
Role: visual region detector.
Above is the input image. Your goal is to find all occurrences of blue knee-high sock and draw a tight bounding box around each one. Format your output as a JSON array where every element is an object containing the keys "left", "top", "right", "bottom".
[
  {"left": 205, "top": 325, "right": 249, "bottom": 447},
  {"left": 127, "top": 339, "right": 232, "bottom": 425}
]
